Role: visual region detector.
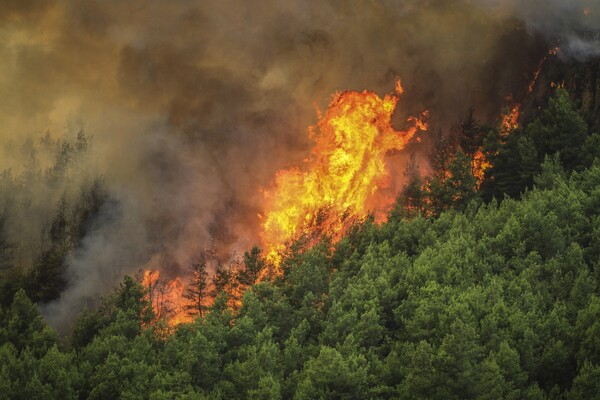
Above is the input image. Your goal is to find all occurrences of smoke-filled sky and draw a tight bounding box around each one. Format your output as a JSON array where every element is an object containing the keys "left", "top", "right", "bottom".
[{"left": 1, "top": 0, "right": 598, "bottom": 327}]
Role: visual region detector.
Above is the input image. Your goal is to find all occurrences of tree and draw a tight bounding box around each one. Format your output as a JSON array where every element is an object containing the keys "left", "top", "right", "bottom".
[
  {"left": 0, "top": 210, "right": 15, "bottom": 271},
  {"left": 526, "top": 88, "right": 588, "bottom": 171},
  {"left": 580, "top": 133, "right": 600, "bottom": 169},
  {"left": 45, "top": 140, "right": 73, "bottom": 185},
  {"left": 2, "top": 289, "right": 56, "bottom": 356},
  {"left": 115, "top": 276, "right": 154, "bottom": 336},
  {"left": 238, "top": 246, "right": 265, "bottom": 287},
  {"left": 71, "top": 178, "right": 107, "bottom": 245},
  {"left": 458, "top": 108, "right": 483, "bottom": 158},
  {"left": 567, "top": 363, "right": 600, "bottom": 400},
  {"left": 27, "top": 195, "right": 74, "bottom": 302},
  {"left": 429, "top": 130, "right": 456, "bottom": 180},
  {"left": 75, "top": 130, "right": 88, "bottom": 153},
  {"left": 183, "top": 257, "right": 210, "bottom": 319},
  {"left": 395, "top": 153, "right": 425, "bottom": 216},
  {"left": 211, "top": 263, "right": 232, "bottom": 298},
  {"left": 445, "top": 151, "right": 478, "bottom": 210},
  {"left": 50, "top": 195, "right": 69, "bottom": 247},
  {"left": 426, "top": 151, "right": 477, "bottom": 215},
  {"left": 27, "top": 246, "right": 69, "bottom": 303},
  {"left": 481, "top": 131, "right": 540, "bottom": 200},
  {"left": 294, "top": 346, "right": 369, "bottom": 400}
]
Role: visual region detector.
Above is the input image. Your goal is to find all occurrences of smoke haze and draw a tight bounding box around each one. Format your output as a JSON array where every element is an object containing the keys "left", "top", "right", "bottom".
[{"left": 0, "top": 0, "right": 596, "bottom": 328}]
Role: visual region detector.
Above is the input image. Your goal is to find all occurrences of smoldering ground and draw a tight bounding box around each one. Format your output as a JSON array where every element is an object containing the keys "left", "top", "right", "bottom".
[{"left": 0, "top": 0, "right": 596, "bottom": 329}]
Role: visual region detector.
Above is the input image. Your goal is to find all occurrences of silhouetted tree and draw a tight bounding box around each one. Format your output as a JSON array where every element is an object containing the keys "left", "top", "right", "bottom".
[
  {"left": 397, "top": 153, "right": 425, "bottom": 216},
  {"left": 238, "top": 246, "right": 265, "bottom": 287},
  {"left": 183, "top": 257, "right": 209, "bottom": 318},
  {"left": 429, "top": 130, "right": 457, "bottom": 180},
  {"left": 459, "top": 108, "right": 483, "bottom": 158},
  {"left": 211, "top": 263, "right": 232, "bottom": 298}
]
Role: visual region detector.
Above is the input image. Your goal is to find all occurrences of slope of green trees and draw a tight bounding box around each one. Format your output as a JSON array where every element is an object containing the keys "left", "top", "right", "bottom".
[{"left": 1, "top": 88, "right": 600, "bottom": 399}]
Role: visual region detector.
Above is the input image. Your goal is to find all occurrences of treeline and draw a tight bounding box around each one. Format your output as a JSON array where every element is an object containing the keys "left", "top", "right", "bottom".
[
  {"left": 399, "top": 89, "right": 600, "bottom": 218},
  {"left": 1, "top": 88, "right": 600, "bottom": 399},
  {"left": 0, "top": 131, "right": 108, "bottom": 306}
]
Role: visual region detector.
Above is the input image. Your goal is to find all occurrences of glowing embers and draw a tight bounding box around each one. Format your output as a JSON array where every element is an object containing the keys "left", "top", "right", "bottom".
[{"left": 260, "top": 81, "right": 428, "bottom": 266}]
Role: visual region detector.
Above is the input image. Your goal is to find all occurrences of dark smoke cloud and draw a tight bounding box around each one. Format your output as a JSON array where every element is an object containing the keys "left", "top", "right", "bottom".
[{"left": 0, "top": 0, "right": 591, "bottom": 328}]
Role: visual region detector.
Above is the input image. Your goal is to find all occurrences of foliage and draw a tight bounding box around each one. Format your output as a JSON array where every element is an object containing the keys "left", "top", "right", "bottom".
[
  {"left": 2, "top": 157, "right": 600, "bottom": 398},
  {"left": 1, "top": 88, "right": 600, "bottom": 398}
]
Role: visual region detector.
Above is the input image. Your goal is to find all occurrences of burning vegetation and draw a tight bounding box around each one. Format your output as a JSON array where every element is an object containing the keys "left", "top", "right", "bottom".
[
  {"left": 138, "top": 44, "right": 571, "bottom": 326},
  {"left": 260, "top": 82, "right": 427, "bottom": 267},
  {"left": 142, "top": 82, "right": 429, "bottom": 325},
  {"left": 4, "top": 1, "right": 600, "bottom": 398}
]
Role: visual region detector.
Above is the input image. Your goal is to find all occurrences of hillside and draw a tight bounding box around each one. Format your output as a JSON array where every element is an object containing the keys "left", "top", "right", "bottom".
[
  {"left": 3, "top": 1, "right": 600, "bottom": 399},
  {"left": 2, "top": 87, "right": 600, "bottom": 399}
]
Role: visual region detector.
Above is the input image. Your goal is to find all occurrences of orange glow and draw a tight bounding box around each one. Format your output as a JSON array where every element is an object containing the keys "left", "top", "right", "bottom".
[
  {"left": 500, "top": 103, "right": 521, "bottom": 134},
  {"left": 472, "top": 150, "right": 491, "bottom": 188},
  {"left": 528, "top": 47, "right": 560, "bottom": 94},
  {"left": 260, "top": 82, "right": 427, "bottom": 266},
  {"left": 501, "top": 46, "right": 559, "bottom": 136},
  {"left": 142, "top": 269, "right": 160, "bottom": 289},
  {"left": 142, "top": 269, "right": 192, "bottom": 327},
  {"left": 584, "top": 7, "right": 591, "bottom": 16}
]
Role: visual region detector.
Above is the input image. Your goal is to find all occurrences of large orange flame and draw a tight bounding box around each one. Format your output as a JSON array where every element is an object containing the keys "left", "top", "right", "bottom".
[
  {"left": 140, "top": 84, "right": 427, "bottom": 324},
  {"left": 260, "top": 82, "right": 427, "bottom": 266}
]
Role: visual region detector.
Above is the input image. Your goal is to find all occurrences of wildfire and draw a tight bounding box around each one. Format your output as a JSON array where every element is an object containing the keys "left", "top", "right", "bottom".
[
  {"left": 142, "top": 269, "right": 191, "bottom": 327},
  {"left": 260, "top": 81, "right": 427, "bottom": 266},
  {"left": 528, "top": 47, "right": 560, "bottom": 94},
  {"left": 500, "top": 103, "right": 521, "bottom": 134},
  {"left": 501, "top": 46, "right": 560, "bottom": 135},
  {"left": 138, "top": 44, "right": 563, "bottom": 325},
  {"left": 472, "top": 149, "right": 491, "bottom": 188}
]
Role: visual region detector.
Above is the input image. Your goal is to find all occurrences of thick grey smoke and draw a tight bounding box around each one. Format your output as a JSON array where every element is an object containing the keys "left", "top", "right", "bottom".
[{"left": 0, "top": 0, "right": 594, "bottom": 328}]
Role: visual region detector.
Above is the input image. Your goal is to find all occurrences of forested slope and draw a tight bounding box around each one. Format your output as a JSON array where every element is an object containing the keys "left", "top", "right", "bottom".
[{"left": 2, "top": 89, "right": 600, "bottom": 399}]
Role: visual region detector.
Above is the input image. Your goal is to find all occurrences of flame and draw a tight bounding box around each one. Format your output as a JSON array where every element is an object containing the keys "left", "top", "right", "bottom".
[
  {"left": 584, "top": 7, "right": 591, "bottom": 17},
  {"left": 142, "top": 269, "right": 192, "bottom": 327},
  {"left": 500, "top": 103, "right": 521, "bottom": 134},
  {"left": 142, "top": 269, "right": 160, "bottom": 288},
  {"left": 528, "top": 47, "right": 560, "bottom": 94},
  {"left": 500, "top": 46, "right": 560, "bottom": 135},
  {"left": 260, "top": 82, "right": 427, "bottom": 266},
  {"left": 472, "top": 149, "right": 491, "bottom": 188}
]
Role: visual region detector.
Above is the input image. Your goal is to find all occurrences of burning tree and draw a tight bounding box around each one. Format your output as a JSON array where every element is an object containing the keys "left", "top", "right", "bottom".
[{"left": 260, "top": 81, "right": 428, "bottom": 267}]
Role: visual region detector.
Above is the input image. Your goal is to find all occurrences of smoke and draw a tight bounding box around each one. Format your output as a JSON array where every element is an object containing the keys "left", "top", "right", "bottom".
[
  {"left": 519, "top": 0, "right": 600, "bottom": 60},
  {"left": 0, "top": 0, "right": 594, "bottom": 328},
  {"left": 480, "top": 0, "right": 600, "bottom": 59}
]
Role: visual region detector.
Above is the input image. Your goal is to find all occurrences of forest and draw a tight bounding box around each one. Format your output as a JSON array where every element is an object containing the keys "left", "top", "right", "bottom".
[
  {"left": 2, "top": 82, "right": 600, "bottom": 399},
  {"left": 4, "top": 0, "right": 600, "bottom": 398}
]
